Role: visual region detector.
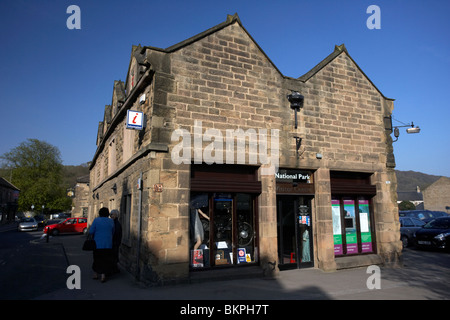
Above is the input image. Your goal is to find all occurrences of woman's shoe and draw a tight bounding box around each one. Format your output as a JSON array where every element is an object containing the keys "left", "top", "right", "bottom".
[
  {"left": 93, "top": 273, "right": 98, "bottom": 280},
  {"left": 100, "top": 274, "right": 106, "bottom": 283}
]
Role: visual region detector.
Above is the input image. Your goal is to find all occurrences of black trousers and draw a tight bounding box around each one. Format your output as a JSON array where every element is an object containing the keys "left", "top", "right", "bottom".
[{"left": 92, "top": 249, "right": 114, "bottom": 275}]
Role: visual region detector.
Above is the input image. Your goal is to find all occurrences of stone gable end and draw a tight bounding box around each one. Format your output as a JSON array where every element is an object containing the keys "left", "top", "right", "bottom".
[
  {"left": 169, "top": 23, "right": 285, "bottom": 133},
  {"left": 303, "top": 52, "right": 388, "bottom": 168}
]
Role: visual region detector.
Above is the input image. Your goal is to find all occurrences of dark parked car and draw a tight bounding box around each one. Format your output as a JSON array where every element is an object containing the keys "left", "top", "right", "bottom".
[
  {"left": 399, "top": 210, "right": 448, "bottom": 223},
  {"left": 400, "top": 217, "right": 425, "bottom": 248},
  {"left": 33, "top": 215, "right": 47, "bottom": 227},
  {"left": 414, "top": 217, "right": 450, "bottom": 251}
]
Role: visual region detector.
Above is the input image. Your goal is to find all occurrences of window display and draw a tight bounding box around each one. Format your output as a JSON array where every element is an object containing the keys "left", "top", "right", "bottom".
[
  {"left": 189, "top": 192, "right": 257, "bottom": 269},
  {"left": 332, "top": 197, "right": 374, "bottom": 256}
]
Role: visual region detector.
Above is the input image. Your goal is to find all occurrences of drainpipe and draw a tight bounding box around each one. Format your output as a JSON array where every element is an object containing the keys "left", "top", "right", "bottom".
[{"left": 136, "top": 172, "right": 143, "bottom": 280}]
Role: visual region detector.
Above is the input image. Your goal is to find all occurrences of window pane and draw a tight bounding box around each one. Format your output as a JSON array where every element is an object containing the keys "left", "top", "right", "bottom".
[
  {"left": 237, "top": 193, "right": 256, "bottom": 264},
  {"left": 190, "top": 193, "right": 210, "bottom": 269},
  {"left": 358, "top": 199, "right": 373, "bottom": 253},
  {"left": 332, "top": 199, "right": 343, "bottom": 255},
  {"left": 343, "top": 199, "right": 358, "bottom": 254},
  {"left": 213, "top": 196, "right": 233, "bottom": 266}
]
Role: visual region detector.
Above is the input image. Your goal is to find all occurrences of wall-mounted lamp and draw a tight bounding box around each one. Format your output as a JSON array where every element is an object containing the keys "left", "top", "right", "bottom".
[
  {"left": 111, "top": 183, "right": 117, "bottom": 194},
  {"left": 287, "top": 91, "right": 304, "bottom": 129},
  {"left": 386, "top": 116, "right": 421, "bottom": 142}
]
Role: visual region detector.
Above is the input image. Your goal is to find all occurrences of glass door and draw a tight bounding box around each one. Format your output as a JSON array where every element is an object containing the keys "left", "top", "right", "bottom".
[
  {"left": 277, "top": 196, "right": 296, "bottom": 268},
  {"left": 277, "top": 195, "right": 314, "bottom": 270},
  {"left": 298, "top": 199, "right": 313, "bottom": 267}
]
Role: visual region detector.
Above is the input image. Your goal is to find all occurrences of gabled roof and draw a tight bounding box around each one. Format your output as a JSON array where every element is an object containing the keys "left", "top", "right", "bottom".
[
  {"left": 0, "top": 177, "right": 20, "bottom": 191},
  {"left": 124, "top": 45, "right": 147, "bottom": 92},
  {"left": 112, "top": 80, "right": 126, "bottom": 105},
  {"left": 144, "top": 13, "right": 283, "bottom": 77},
  {"left": 299, "top": 44, "right": 394, "bottom": 101},
  {"left": 397, "top": 191, "right": 423, "bottom": 202},
  {"left": 423, "top": 176, "right": 450, "bottom": 190},
  {"left": 91, "top": 13, "right": 395, "bottom": 168},
  {"left": 144, "top": 14, "right": 392, "bottom": 101},
  {"left": 76, "top": 175, "right": 90, "bottom": 184}
]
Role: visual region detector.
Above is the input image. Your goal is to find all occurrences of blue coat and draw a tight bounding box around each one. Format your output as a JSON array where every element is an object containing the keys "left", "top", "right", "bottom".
[{"left": 89, "top": 217, "right": 115, "bottom": 249}]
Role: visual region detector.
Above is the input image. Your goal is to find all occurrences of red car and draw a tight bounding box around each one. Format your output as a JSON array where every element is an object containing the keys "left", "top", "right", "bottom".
[{"left": 44, "top": 217, "right": 88, "bottom": 236}]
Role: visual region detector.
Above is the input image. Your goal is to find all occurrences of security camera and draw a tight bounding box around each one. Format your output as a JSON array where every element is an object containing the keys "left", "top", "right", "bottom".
[{"left": 139, "top": 94, "right": 146, "bottom": 105}]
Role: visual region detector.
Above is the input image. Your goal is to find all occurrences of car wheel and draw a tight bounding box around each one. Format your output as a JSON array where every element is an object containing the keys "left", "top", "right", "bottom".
[
  {"left": 51, "top": 229, "right": 59, "bottom": 236},
  {"left": 401, "top": 235, "right": 409, "bottom": 248},
  {"left": 82, "top": 228, "right": 87, "bottom": 235}
]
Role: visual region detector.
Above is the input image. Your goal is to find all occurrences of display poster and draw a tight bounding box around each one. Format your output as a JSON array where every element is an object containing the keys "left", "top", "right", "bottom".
[
  {"left": 238, "top": 248, "right": 247, "bottom": 264},
  {"left": 331, "top": 200, "right": 343, "bottom": 255},
  {"left": 191, "top": 249, "right": 204, "bottom": 268},
  {"left": 344, "top": 200, "right": 358, "bottom": 254},
  {"left": 299, "top": 215, "right": 310, "bottom": 226},
  {"left": 358, "top": 200, "right": 373, "bottom": 253}
]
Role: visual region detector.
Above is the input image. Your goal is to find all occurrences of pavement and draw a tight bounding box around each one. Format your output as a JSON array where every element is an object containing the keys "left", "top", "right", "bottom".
[{"left": 28, "top": 232, "right": 450, "bottom": 301}]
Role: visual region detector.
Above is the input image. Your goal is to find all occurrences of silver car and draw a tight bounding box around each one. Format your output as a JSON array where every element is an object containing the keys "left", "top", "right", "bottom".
[{"left": 18, "top": 217, "right": 38, "bottom": 232}]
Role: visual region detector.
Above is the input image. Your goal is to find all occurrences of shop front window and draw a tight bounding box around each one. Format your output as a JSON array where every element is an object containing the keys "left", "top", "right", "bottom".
[
  {"left": 189, "top": 192, "right": 257, "bottom": 269},
  {"left": 332, "top": 197, "right": 375, "bottom": 256}
]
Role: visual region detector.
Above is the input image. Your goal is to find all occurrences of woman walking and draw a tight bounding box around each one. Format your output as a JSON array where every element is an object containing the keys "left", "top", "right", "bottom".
[
  {"left": 110, "top": 209, "right": 122, "bottom": 274},
  {"left": 89, "top": 207, "right": 115, "bottom": 282}
]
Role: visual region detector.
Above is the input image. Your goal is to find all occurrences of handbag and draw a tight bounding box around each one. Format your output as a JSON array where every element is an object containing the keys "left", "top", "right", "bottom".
[{"left": 82, "top": 234, "right": 96, "bottom": 251}]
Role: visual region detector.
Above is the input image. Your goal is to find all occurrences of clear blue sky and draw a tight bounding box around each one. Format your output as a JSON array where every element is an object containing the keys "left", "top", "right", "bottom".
[{"left": 1, "top": 0, "right": 449, "bottom": 177}]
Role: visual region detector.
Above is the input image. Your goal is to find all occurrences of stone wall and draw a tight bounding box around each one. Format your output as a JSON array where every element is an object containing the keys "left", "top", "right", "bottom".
[{"left": 423, "top": 177, "right": 450, "bottom": 212}]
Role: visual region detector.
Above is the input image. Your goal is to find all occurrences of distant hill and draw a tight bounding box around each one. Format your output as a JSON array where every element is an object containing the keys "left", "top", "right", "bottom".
[
  {"left": 395, "top": 170, "right": 444, "bottom": 192},
  {"left": 62, "top": 163, "right": 89, "bottom": 188}
]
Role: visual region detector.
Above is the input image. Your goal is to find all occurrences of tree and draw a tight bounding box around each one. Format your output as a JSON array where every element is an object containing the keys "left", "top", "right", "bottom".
[
  {"left": 0, "top": 139, "right": 72, "bottom": 213},
  {"left": 398, "top": 200, "right": 416, "bottom": 211}
]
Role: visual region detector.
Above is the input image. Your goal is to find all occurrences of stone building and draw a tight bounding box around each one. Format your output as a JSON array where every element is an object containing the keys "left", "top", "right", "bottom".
[
  {"left": 88, "top": 14, "right": 401, "bottom": 284},
  {"left": 423, "top": 177, "right": 450, "bottom": 213},
  {"left": 71, "top": 175, "right": 90, "bottom": 217},
  {"left": 0, "top": 177, "right": 19, "bottom": 223}
]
